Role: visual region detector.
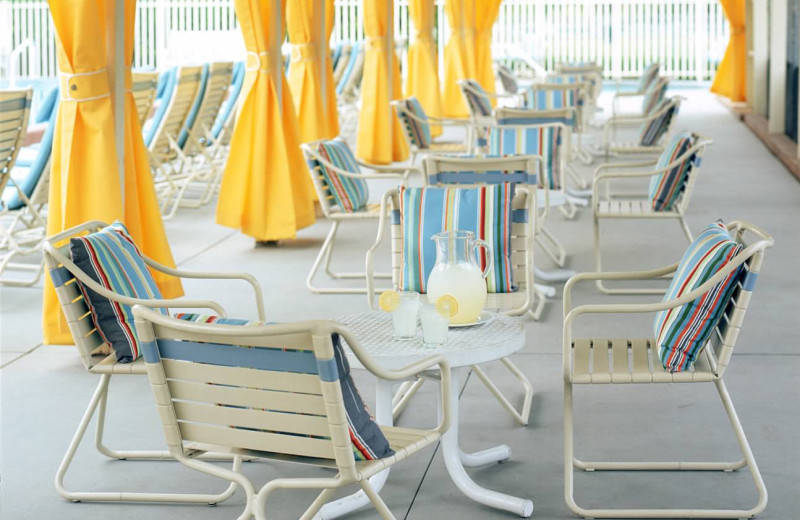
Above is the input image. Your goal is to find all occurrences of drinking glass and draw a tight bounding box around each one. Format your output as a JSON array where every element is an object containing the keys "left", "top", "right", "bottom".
[
  {"left": 392, "top": 291, "right": 420, "bottom": 340},
  {"left": 420, "top": 303, "right": 449, "bottom": 348}
]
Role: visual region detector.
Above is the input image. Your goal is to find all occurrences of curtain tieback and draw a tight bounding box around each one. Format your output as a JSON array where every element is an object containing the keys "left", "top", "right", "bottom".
[
  {"left": 366, "top": 36, "right": 388, "bottom": 51},
  {"left": 59, "top": 69, "right": 110, "bottom": 102},
  {"left": 731, "top": 26, "right": 745, "bottom": 36},
  {"left": 246, "top": 51, "right": 272, "bottom": 73},
  {"left": 291, "top": 43, "right": 318, "bottom": 63},
  {"left": 413, "top": 30, "right": 434, "bottom": 44}
]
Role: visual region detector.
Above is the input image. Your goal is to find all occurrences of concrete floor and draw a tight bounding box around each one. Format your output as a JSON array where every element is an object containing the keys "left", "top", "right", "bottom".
[{"left": 1, "top": 89, "right": 799, "bottom": 520}]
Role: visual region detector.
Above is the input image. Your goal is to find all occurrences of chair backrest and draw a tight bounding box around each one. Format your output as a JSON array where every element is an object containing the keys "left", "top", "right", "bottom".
[
  {"left": 642, "top": 77, "right": 669, "bottom": 115},
  {"left": 148, "top": 66, "right": 204, "bottom": 159},
  {"left": 393, "top": 98, "right": 432, "bottom": 152},
  {"left": 0, "top": 88, "right": 33, "bottom": 194},
  {"left": 143, "top": 68, "right": 176, "bottom": 148},
  {"left": 211, "top": 61, "right": 245, "bottom": 144},
  {"left": 649, "top": 131, "right": 711, "bottom": 213},
  {"left": 176, "top": 64, "right": 211, "bottom": 149},
  {"left": 181, "top": 62, "right": 234, "bottom": 155},
  {"left": 337, "top": 44, "right": 364, "bottom": 98},
  {"left": 489, "top": 107, "right": 573, "bottom": 191},
  {"left": 496, "top": 64, "right": 519, "bottom": 95},
  {"left": 301, "top": 138, "right": 368, "bottom": 216},
  {"left": 638, "top": 96, "right": 681, "bottom": 147},
  {"left": 524, "top": 82, "right": 585, "bottom": 132},
  {"left": 333, "top": 43, "right": 353, "bottom": 83},
  {"left": 131, "top": 71, "right": 159, "bottom": 124},
  {"left": 332, "top": 42, "right": 344, "bottom": 70},
  {"left": 133, "top": 306, "right": 360, "bottom": 475},
  {"left": 637, "top": 62, "right": 660, "bottom": 93},
  {"left": 458, "top": 79, "right": 493, "bottom": 118}
]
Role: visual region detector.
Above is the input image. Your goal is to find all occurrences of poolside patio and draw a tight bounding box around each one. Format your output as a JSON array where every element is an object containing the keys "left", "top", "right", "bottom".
[{"left": 2, "top": 86, "right": 798, "bottom": 519}]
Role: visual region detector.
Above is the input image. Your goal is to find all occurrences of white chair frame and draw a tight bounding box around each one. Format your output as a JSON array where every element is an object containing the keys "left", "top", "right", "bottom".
[
  {"left": 610, "top": 62, "right": 661, "bottom": 116},
  {"left": 592, "top": 133, "right": 712, "bottom": 295},
  {"left": 43, "top": 220, "right": 266, "bottom": 505},
  {"left": 132, "top": 305, "right": 452, "bottom": 520},
  {"left": 563, "top": 220, "right": 771, "bottom": 519}
]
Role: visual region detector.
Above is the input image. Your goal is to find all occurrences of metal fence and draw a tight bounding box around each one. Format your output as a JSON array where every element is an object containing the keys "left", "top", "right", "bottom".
[{"left": 1, "top": 0, "right": 729, "bottom": 82}]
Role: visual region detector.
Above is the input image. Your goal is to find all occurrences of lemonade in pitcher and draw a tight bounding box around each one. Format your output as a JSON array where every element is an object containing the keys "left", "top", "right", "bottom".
[{"left": 426, "top": 231, "right": 492, "bottom": 325}]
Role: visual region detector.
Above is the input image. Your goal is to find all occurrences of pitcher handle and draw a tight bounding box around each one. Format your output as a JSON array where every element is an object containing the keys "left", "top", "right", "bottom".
[{"left": 475, "top": 239, "right": 493, "bottom": 279}]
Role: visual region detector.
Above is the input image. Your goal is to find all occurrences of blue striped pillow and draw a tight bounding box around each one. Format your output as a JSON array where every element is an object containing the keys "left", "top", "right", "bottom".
[
  {"left": 170, "top": 314, "right": 394, "bottom": 460},
  {"left": 397, "top": 97, "right": 432, "bottom": 149},
  {"left": 399, "top": 185, "right": 516, "bottom": 294},
  {"left": 70, "top": 221, "right": 165, "bottom": 363},
  {"left": 525, "top": 85, "right": 579, "bottom": 111},
  {"left": 312, "top": 139, "right": 369, "bottom": 213},
  {"left": 488, "top": 124, "right": 563, "bottom": 190},
  {"left": 496, "top": 64, "right": 519, "bottom": 94},
  {"left": 654, "top": 221, "right": 744, "bottom": 372},
  {"left": 461, "top": 79, "right": 493, "bottom": 117},
  {"left": 638, "top": 98, "right": 677, "bottom": 146},
  {"left": 649, "top": 132, "right": 696, "bottom": 211}
]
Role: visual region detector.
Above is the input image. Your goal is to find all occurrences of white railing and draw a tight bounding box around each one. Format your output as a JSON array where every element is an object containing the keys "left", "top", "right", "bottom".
[{"left": 2, "top": 0, "right": 729, "bottom": 82}]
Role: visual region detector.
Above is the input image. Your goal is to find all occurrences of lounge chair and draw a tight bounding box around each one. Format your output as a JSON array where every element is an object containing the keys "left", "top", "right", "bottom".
[{"left": 131, "top": 71, "right": 159, "bottom": 124}]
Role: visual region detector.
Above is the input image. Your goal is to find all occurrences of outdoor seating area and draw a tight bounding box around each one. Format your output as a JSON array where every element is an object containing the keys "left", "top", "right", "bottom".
[{"left": 1, "top": 1, "right": 799, "bottom": 519}]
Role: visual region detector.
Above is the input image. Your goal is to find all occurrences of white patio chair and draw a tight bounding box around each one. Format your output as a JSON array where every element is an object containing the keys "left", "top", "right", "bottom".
[
  {"left": 42, "top": 220, "right": 266, "bottom": 505},
  {"left": 132, "top": 305, "right": 451, "bottom": 520},
  {"left": 611, "top": 61, "right": 660, "bottom": 116},
  {"left": 366, "top": 155, "right": 538, "bottom": 424},
  {"left": 300, "top": 138, "right": 415, "bottom": 294},
  {"left": 593, "top": 132, "right": 713, "bottom": 294},
  {"left": 131, "top": 71, "right": 159, "bottom": 124},
  {"left": 611, "top": 75, "right": 669, "bottom": 121},
  {"left": 392, "top": 97, "right": 471, "bottom": 163},
  {"left": 563, "top": 220, "right": 771, "bottom": 518}
]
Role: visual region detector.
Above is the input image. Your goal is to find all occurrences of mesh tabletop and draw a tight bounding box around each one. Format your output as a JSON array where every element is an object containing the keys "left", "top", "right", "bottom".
[{"left": 338, "top": 311, "right": 526, "bottom": 369}]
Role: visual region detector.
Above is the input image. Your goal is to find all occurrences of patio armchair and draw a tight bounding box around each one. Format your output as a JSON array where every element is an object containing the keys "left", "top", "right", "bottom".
[
  {"left": 132, "top": 305, "right": 452, "bottom": 520},
  {"left": 611, "top": 75, "right": 669, "bottom": 121},
  {"left": 392, "top": 97, "right": 472, "bottom": 162},
  {"left": 42, "top": 220, "right": 266, "bottom": 505},
  {"left": 611, "top": 61, "right": 660, "bottom": 116},
  {"left": 300, "top": 138, "right": 416, "bottom": 294},
  {"left": 563, "top": 219, "right": 771, "bottom": 518},
  {"left": 592, "top": 131, "right": 713, "bottom": 294}
]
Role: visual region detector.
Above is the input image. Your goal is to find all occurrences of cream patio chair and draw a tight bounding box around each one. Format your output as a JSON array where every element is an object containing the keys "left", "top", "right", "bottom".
[
  {"left": 392, "top": 97, "right": 471, "bottom": 163},
  {"left": 611, "top": 61, "right": 660, "bottom": 116},
  {"left": 365, "top": 155, "right": 538, "bottom": 424},
  {"left": 300, "top": 138, "right": 415, "bottom": 294},
  {"left": 611, "top": 75, "right": 669, "bottom": 121},
  {"left": 593, "top": 131, "right": 713, "bottom": 294},
  {"left": 563, "top": 220, "right": 771, "bottom": 519},
  {"left": 43, "top": 220, "right": 265, "bottom": 505},
  {"left": 132, "top": 305, "right": 451, "bottom": 520},
  {"left": 131, "top": 71, "right": 159, "bottom": 124}
]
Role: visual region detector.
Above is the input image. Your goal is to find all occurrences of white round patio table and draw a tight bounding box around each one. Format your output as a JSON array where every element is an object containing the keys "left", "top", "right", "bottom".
[{"left": 314, "top": 310, "right": 533, "bottom": 519}]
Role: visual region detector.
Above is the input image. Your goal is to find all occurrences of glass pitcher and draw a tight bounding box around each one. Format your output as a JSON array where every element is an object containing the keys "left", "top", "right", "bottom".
[{"left": 426, "top": 230, "right": 492, "bottom": 324}]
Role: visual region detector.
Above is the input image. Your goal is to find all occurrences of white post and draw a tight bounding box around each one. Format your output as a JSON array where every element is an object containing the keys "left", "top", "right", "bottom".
[
  {"left": 768, "top": 0, "right": 787, "bottom": 135},
  {"left": 107, "top": 0, "right": 126, "bottom": 209},
  {"left": 386, "top": 0, "right": 393, "bottom": 141},
  {"left": 319, "top": 0, "right": 327, "bottom": 116},
  {"left": 273, "top": 0, "right": 283, "bottom": 109}
]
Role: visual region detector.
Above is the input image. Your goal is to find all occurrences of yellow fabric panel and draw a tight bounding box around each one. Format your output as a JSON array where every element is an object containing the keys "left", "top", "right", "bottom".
[
  {"left": 356, "top": 0, "right": 409, "bottom": 164},
  {"left": 406, "top": 0, "right": 443, "bottom": 137},
  {"left": 442, "top": 0, "right": 476, "bottom": 118},
  {"left": 325, "top": 0, "right": 339, "bottom": 138},
  {"left": 217, "top": 0, "right": 316, "bottom": 241},
  {"left": 710, "top": 0, "right": 746, "bottom": 103},
  {"left": 474, "top": 0, "right": 502, "bottom": 95},
  {"left": 287, "top": 0, "right": 339, "bottom": 142}
]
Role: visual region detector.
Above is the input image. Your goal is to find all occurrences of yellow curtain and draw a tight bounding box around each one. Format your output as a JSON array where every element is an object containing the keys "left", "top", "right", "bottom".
[
  {"left": 710, "top": 0, "right": 746, "bottom": 103},
  {"left": 217, "top": 0, "right": 316, "bottom": 241},
  {"left": 287, "top": 0, "right": 339, "bottom": 142},
  {"left": 43, "top": 0, "right": 180, "bottom": 344},
  {"left": 356, "top": 0, "right": 409, "bottom": 164},
  {"left": 324, "top": 0, "right": 339, "bottom": 138},
  {"left": 442, "top": 0, "right": 476, "bottom": 117},
  {"left": 406, "top": 0, "right": 443, "bottom": 137},
  {"left": 473, "top": 0, "right": 502, "bottom": 93}
]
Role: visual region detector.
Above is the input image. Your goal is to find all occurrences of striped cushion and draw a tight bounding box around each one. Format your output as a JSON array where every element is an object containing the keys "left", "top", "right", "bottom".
[
  {"left": 525, "top": 85, "right": 580, "bottom": 111},
  {"left": 461, "top": 79, "right": 493, "bottom": 117},
  {"left": 642, "top": 79, "right": 667, "bottom": 115},
  {"left": 649, "top": 132, "right": 697, "bottom": 211},
  {"left": 637, "top": 63, "right": 660, "bottom": 92},
  {"left": 638, "top": 98, "right": 677, "bottom": 146},
  {"left": 496, "top": 64, "right": 519, "bottom": 94},
  {"left": 489, "top": 124, "right": 563, "bottom": 190},
  {"left": 70, "top": 221, "right": 165, "bottom": 363},
  {"left": 400, "top": 185, "right": 516, "bottom": 294},
  {"left": 312, "top": 138, "right": 369, "bottom": 213},
  {"left": 654, "top": 221, "right": 744, "bottom": 372},
  {"left": 170, "top": 314, "right": 394, "bottom": 460},
  {"left": 397, "top": 97, "right": 432, "bottom": 149}
]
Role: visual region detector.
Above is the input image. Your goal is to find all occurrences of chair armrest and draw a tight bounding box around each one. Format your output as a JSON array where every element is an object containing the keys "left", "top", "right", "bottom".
[
  {"left": 426, "top": 115, "right": 472, "bottom": 126},
  {"left": 613, "top": 90, "right": 644, "bottom": 99},
  {"left": 562, "top": 266, "right": 678, "bottom": 315},
  {"left": 357, "top": 160, "right": 420, "bottom": 176},
  {"left": 365, "top": 189, "right": 397, "bottom": 309}
]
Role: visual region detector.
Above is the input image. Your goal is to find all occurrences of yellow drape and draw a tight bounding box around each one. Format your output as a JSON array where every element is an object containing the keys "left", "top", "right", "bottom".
[
  {"left": 442, "top": 0, "right": 476, "bottom": 117},
  {"left": 406, "top": 0, "right": 443, "bottom": 137},
  {"left": 356, "top": 0, "right": 409, "bottom": 164},
  {"left": 324, "top": 0, "right": 339, "bottom": 138},
  {"left": 217, "top": 0, "right": 315, "bottom": 241},
  {"left": 710, "top": 0, "right": 746, "bottom": 103},
  {"left": 287, "top": 0, "right": 339, "bottom": 142},
  {"left": 43, "top": 0, "right": 181, "bottom": 345},
  {"left": 474, "top": 0, "right": 502, "bottom": 93}
]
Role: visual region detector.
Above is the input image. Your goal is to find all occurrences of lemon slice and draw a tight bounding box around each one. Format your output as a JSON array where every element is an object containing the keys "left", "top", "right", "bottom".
[
  {"left": 435, "top": 295, "right": 459, "bottom": 318},
  {"left": 378, "top": 290, "right": 400, "bottom": 312}
]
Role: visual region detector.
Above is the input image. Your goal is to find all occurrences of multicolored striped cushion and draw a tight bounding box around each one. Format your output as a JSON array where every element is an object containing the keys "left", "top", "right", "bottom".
[
  {"left": 400, "top": 185, "right": 516, "bottom": 294},
  {"left": 70, "top": 221, "right": 165, "bottom": 363},
  {"left": 312, "top": 138, "right": 369, "bottom": 213},
  {"left": 638, "top": 98, "right": 677, "bottom": 146},
  {"left": 649, "top": 132, "right": 697, "bottom": 211},
  {"left": 496, "top": 64, "right": 519, "bottom": 94},
  {"left": 488, "top": 123, "right": 563, "bottom": 190},
  {"left": 637, "top": 63, "right": 660, "bottom": 92},
  {"left": 654, "top": 221, "right": 744, "bottom": 372},
  {"left": 642, "top": 79, "right": 667, "bottom": 115},
  {"left": 397, "top": 97, "right": 432, "bottom": 149},
  {"left": 525, "top": 85, "right": 580, "bottom": 111},
  {"left": 461, "top": 79, "right": 493, "bottom": 117},
  {"left": 171, "top": 314, "right": 394, "bottom": 461}
]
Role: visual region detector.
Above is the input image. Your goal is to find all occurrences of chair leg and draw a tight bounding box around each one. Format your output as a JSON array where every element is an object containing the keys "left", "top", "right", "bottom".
[
  {"left": 472, "top": 358, "right": 533, "bottom": 426},
  {"left": 564, "top": 379, "right": 769, "bottom": 518},
  {"left": 679, "top": 215, "right": 694, "bottom": 242},
  {"left": 360, "top": 479, "right": 396, "bottom": 520},
  {"left": 391, "top": 378, "right": 425, "bottom": 421},
  {"left": 299, "top": 488, "right": 337, "bottom": 520},
  {"left": 535, "top": 226, "right": 568, "bottom": 268},
  {"left": 55, "top": 374, "right": 238, "bottom": 505}
]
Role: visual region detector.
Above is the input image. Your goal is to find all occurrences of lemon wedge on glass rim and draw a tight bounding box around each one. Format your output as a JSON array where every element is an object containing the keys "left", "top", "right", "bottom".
[
  {"left": 435, "top": 294, "right": 459, "bottom": 318},
  {"left": 378, "top": 290, "right": 400, "bottom": 312}
]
